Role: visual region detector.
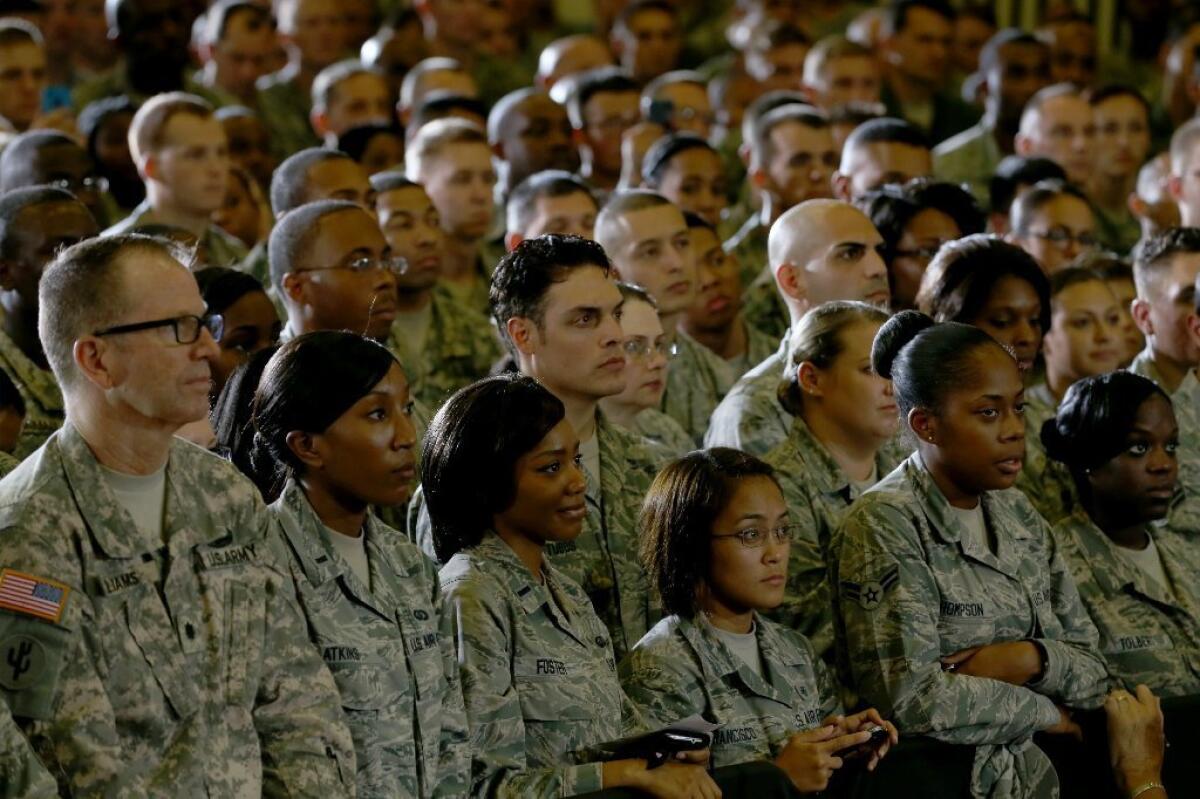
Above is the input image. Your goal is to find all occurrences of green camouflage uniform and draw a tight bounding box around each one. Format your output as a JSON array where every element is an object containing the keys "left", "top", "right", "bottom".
[
  {"left": 386, "top": 286, "right": 503, "bottom": 413},
  {"left": 0, "top": 702, "right": 56, "bottom": 798},
  {"left": 71, "top": 69, "right": 228, "bottom": 111},
  {"left": 620, "top": 613, "right": 841, "bottom": 769},
  {"left": 931, "top": 123, "right": 1000, "bottom": 209},
  {"left": 630, "top": 408, "right": 695, "bottom": 459},
  {"left": 0, "top": 424, "right": 356, "bottom": 796},
  {"left": 762, "top": 417, "right": 904, "bottom": 659},
  {"left": 1054, "top": 510, "right": 1200, "bottom": 698},
  {"left": 103, "top": 200, "right": 249, "bottom": 269},
  {"left": 439, "top": 531, "right": 644, "bottom": 798},
  {"left": 270, "top": 479, "right": 471, "bottom": 797},
  {"left": 725, "top": 215, "right": 769, "bottom": 292},
  {"left": 704, "top": 337, "right": 791, "bottom": 456},
  {"left": 256, "top": 73, "right": 321, "bottom": 163},
  {"left": 725, "top": 321, "right": 781, "bottom": 383},
  {"left": 836, "top": 454, "right": 1107, "bottom": 799},
  {"left": 662, "top": 330, "right": 735, "bottom": 445},
  {"left": 1016, "top": 382, "right": 1077, "bottom": 524},
  {"left": 740, "top": 268, "right": 790, "bottom": 343},
  {"left": 0, "top": 452, "right": 19, "bottom": 479},
  {"left": 412, "top": 411, "right": 662, "bottom": 660},
  {"left": 0, "top": 331, "right": 63, "bottom": 459},
  {"left": 1128, "top": 346, "right": 1169, "bottom": 388}
]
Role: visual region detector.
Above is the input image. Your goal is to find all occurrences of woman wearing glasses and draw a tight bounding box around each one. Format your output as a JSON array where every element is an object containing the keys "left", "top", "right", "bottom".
[
  {"left": 194, "top": 267, "right": 281, "bottom": 401},
  {"left": 621, "top": 448, "right": 897, "bottom": 795},
  {"left": 1009, "top": 180, "right": 1099, "bottom": 275},
  {"left": 599, "top": 283, "right": 694, "bottom": 458},
  {"left": 835, "top": 311, "right": 1108, "bottom": 798},
  {"left": 761, "top": 301, "right": 901, "bottom": 659}
]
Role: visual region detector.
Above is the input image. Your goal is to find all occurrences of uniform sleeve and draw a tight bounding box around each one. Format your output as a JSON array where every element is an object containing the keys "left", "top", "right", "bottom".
[
  {"left": 254, "top": 531, "right": 357, "bottom": 798},
  {"left": 428, "top": 563, "right": 472, "bottom": 799},
  {"left": 617, "top": 633, "right": 709, "bottom": 731},
  {"left": 1024, "top": 518, "right": 1107, "bottom": 710},
  {"left": 444, "top": 574, "right": 605, "bottom": 799},
  {"left": 0, "top": 703, "right": 57, "bottom": 799},
  {"left": 836, "top": 503, "right": 1061, "bottom": 746},
  {"left": 767, "top": 478, "right": 834, "bottom": 658},
  {"left": 813, "top": 651, "right": 844, "bottom": 721}
]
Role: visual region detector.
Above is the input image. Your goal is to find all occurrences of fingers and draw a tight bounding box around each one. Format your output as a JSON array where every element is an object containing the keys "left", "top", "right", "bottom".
[
  {"left": 819, "top": 730, "right": 872, "bottom": 754},
  {"left": 884, "top": 720, "right": 900, "bottom": 745},
  {"left": 939, "top": 645, "right": 982, "bottom": 666},
  {"left": 791, "top": 724, "right": 840, "bottom": 744},
  {"left": 696, "top": 772, "right": 722, "bottom": 799},
  {"left": 848, "top": 708, "right": 885, "bottom": 729}
]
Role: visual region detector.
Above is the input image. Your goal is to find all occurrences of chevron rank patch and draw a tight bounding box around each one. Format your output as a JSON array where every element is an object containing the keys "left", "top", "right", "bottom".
[{"left": 841, "top": 564, "right": 900, "bottom": 611}]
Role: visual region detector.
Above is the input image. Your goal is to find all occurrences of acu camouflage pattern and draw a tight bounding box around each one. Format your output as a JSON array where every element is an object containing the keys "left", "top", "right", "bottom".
[
  {"left": 661, "top": 329, "right": 735, "bottom": 445},
  {"left": 0, "top": 702, "right": 56, "bottom": 798},
  {"left": 386, "top": 285, "right": 503, "bottom": 413},
  {"left": 0, "top": 424, "right": 356, "bottom": 797},
  {"left": 439, "top": 531, "right": 644, "bottom": 798},
  {"left": 103, "top": 200, "right": 250, "bottom": 270},
  {"left": 620, "top": 614, "right": 841, "bottom": 769},
  {"left": 835, "top": 455, "right": 1107, "bottom": 799},
  {"left": 411, "top": 411, "right": 663, "bottom": 661},
  {"left": 270, "top": 479, "right": 470, "bottom": 797},
  {"left": 0, "top": 330, "right": 63, "bottom": 459},
  {"left": 762, "top": 417, "right": 905, "bottom": 659},
  {"left": 1054, "top": 510, "right": 1200, "bottom": 698},
  {"left": 630, "top": 407, "right": 695, "bottom": 459},
  {"left": 1015, "top": 382, "right": 1077, "bottom": 524}
]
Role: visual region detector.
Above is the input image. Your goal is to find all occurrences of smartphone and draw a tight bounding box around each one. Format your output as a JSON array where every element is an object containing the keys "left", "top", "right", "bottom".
[{"left": 838, "top": 725, "right": 889, "bottom": 761}]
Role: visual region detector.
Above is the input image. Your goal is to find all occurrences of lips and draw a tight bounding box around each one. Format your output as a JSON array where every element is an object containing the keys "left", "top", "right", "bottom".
[
  {"left": 1145, "top": 485, "right": 1175, "bottom": 499},
  {"left": 761, "top": 575, "right": 786, "bottom": 586},
  {"left": 996, "top": 456, "right": 1024, "bottom": 476},
  {"left": 600, "top": 356, "right": 626, "bottom": 371},
  {"left": 704, "top": 294, "right": 732, "bottom": 313},
  {"left": 667, "top": 280, "right": 693, "bottom": 295},
  {"left": 558, "top": 503, "right": 586, "bottom": 520}
]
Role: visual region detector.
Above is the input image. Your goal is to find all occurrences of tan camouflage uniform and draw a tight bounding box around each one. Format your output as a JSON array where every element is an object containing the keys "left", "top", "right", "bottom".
[
  {"left": 704, "top": 336, "right": 792, "bottom": 456},
  {"left": 630, "top": 408, "right": 695, "bottom": 459},
  {"left": 103, "top": 200, "right": 249, "bottom": 269},
  {"left": 662, "top": 329, "right": 735, "bottom": 445}
]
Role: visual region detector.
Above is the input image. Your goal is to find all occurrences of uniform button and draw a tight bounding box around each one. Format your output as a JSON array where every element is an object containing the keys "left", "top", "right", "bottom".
[{"left": 184, "top": 622, "right": 196, "bottom": 639}]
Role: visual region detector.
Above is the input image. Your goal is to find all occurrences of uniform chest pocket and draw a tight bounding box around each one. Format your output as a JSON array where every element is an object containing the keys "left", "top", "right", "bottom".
[
  {"left": 512, "top": 654, "right": 600, "bottom": 721},
  {"left": 330, "top": 662, "right": 411, "bottom": 712},
  {"left": 220, "top": 580, "right": 266, "bottom": 708},
  {"left": 936, "top": 597, "right": 995, "bottom": 651},
  {"left": 404, "top": 625, "right": 447, "bottom": 702}
]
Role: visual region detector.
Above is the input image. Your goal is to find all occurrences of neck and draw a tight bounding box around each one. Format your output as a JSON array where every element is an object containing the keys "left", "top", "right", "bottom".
[
  {"left": 69, "top": 402, "right": 175, "bottom": 475},
  {"left": 990, "top": 112, "right": 1021, "bottom": 156},
  {"left": 581, "top": 154, "right": 620, "bottom": 191},
  {"left": 298, "top": 475, "right": 369, "bottom": 538},
  {"left": 1089, "top": 171, "right": 1135, "bottom": 213},
  {"left": 683, "top": 316, "right": 745, "bottom": 359},
  {"left": 493, "top": 522, "right": 545, "bottom": 580},
  {"left": 0, "top": 298, "right": 46, "bottom": 368},
  {"left": 921, "top": 445, "right": 982, "bottom": 510},
  {"left": 659, "top": 312, "right": 683, "bottom": 344},
  {"left": 801, "top": 407, "right": 882, "bottom": 482},
  {"left": 1146, "top": 346, "right": 1188, "bottom": 393},
  {"left": 144, "top": 189, "right": 210, "bottom": 236},
  {"left": 700, "top": 593, "right": 754, "bottom": 634},
  {"left": 596, "top": 396, "right": 641, "bottom": 429},
  {"left": 441, "top": 236, "right": 478, "bottom": 282},
  {"left": 886, "top": 70, "right": 933, "bottom": 106},
  {"left": 395, "top": 286, "right": 434, "bottom": 313},
  {"left": 1089, "top": 501, "right": 1152, "bottom": 549}
]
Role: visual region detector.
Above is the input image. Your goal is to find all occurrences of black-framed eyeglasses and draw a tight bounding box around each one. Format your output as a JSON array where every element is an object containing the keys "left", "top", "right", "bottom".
[
  {"left": 1027, "top": 227, "right": 1098, "bottom": 249},
  {"left": 94, "top": 313, "right": 224, "bottom": 344},
  {"left": 711, "top": 524, "right": 801, "bottom": 548},
  {"left": 297, "top": 254, "right": 408, "bottom": 276}
]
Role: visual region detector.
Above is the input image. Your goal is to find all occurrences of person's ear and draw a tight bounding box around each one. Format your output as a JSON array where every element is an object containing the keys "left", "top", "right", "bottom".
[
  {"left": 797, "top": 361, "right": 823, "bottom": 397},
  {"left": 504, "top": 231, "right": 523, "bottom": 252},
  {"left": 1127, "top": 193, "right": 1147, "bottom": 219},
  {"left": 749, "top": 165, "right": 768, "bottom": 191},
  {"left": 831, "top": 171, "right": 851, "bottom": 201},
  {"left": 571, "top": 126, "right": 587, "bottom": 148},
  {"left": 1186, "top": 312, "right": 1200, "bottom": 350},
  {"left": 491, "top": 141, "right": 505, "bottom": 161},
  {"left": 776, "top": 262, "right": 807, "bottom": 306},
  {"left": 908, "top": 406, "right": 937, "bottom": 445},
  {"left": 609, "top": 264, "right": 623, "bottom": 281},
  {"left": 281, "top": 271, "right": 306, "bottom": 303},
  {"left": 506, "top": 316, "right": 538, "bottom": 356},
  {"left": 1131, "top": 297, "right": 1154, "bottom": 337},
  {"left": 1013, "top": 133, "right": 1032, "bottom": 157},
  {"left": 1168, "top": 174, "right": 1184, "bottom": 203},
  {"left": 310, "top": 108, "right": 329, "bottom": 137},
  {"left": 140, "top": 151, "right": 158, "bottom": 182},
  {"left": 73, "top": 335, "right": 117, "bottom": 391},
  {"left": 285, "top": 430, "right": 324, "bottom": 470}
]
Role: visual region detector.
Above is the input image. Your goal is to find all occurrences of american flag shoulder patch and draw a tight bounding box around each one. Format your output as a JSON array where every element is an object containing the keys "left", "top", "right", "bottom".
[{"left": 0, "top": 569, "right": 70, "bottom": 623}]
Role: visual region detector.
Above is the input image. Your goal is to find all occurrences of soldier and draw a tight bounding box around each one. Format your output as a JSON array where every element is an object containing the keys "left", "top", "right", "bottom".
[
  {"left": 309, "top": 61, "right": 394, "bottom": 148},
  {"left": 250, "top": 331, "right": 470, "bottom": 796},
  {"left": 641, "top": 134, "right": 729, "bottom": 229},
  {"left": 831, "top": 118, "right": 932, "bottom": 203},
  {"left": 270, "top": 148, "right": 374, "bottom": 218},
  {"left": 488, "top": 88, "right": 579, "bottom": 203},
  {"left": 596, "top": 190, "right": 734, "bottom": 443},
  {"left": 0, "top": 234, "right": 355, "bottom": 794},
  {"left": 706, "top": 199, "right": 888, "bottom": 456},
  {"left": 566, "top": 68, "right": 640, "bottom": 194},
  {"left": 372, "top": 172, "right": 502, "bottom": 411},
  {"left": 1007, "top": 180, "right": 1098, "bottom": 275},
  {"left": 1043, "top": 373, "right": 1200, "bottom": 698},
  {"left": 193, "top": 267, "right": 281, "bottom": 400},
  {"left": 621, "top": 448, "right": 896, "bottom": 790},
  {"left": 195, "top": 1, "right": 277, "bottom": 109},
  {"left": 763, "top": 302, "right": 898, "bottom": 658},
  {"left": 1130, "top": 228, "right": 1200, "bottom": 395},
  {"left": 422, "top": 374, "right": 719, "bottom": 798},
  {"left": 103, "top": 93, "right": 248, "bottom": 269},
  {"left": 504, "top": 170, "right": 599, "bottom": 251},
  {"left": 0, "top": 130, "right": 118, "bottom": 229},
  {"left": 0, "top": 188, "right": 99, "bottom": 458},
  {"left": 598, "top": 282, "right": 694, "bottom": 458},
  {"left": 0, "top": 702, "right": 56, "bottom": 798},
  {"left": 836, "top": 311, "right": 1107, "bottom": 797}
]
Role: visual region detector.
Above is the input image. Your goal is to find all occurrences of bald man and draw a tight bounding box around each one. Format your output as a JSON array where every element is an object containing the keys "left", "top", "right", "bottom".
[
  {"left": 488, "top": 88, "right": 579, "bottom": 200},
  {"left": 707, "top": 199, "right": 889, "bottom": 454},
  {"left": 1131, "top": 152, "right": 1181, "bottom": 243},
  {"left": 536, "top": 34, "right": 614, "bottom": 100}
]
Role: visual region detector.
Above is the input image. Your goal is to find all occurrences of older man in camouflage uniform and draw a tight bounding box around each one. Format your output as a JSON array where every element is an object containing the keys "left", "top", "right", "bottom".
[{"left": 0, "top": 235, "right": 355, "bottom": 795}]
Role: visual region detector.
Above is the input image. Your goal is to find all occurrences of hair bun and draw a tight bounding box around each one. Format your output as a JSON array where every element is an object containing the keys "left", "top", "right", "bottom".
[
  {"left": 871, "top": 310, "right": 934, "bottom": 380},
  {"left": 1039, "top": 417, "right": 1070, "bottom": 465}
]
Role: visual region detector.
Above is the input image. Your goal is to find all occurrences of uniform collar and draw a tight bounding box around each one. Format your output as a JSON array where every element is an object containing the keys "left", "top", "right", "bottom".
[
  {"left": 784, "top": 416, "right": 885, "bottom": 503},
  {"left": 905, "top": 453, "right": 1033, "bottom": 551},
  {"left": 678, "top": 613, "right": 804, "bottom": 703},
  {"left": 1064, "top": 511, "right": 1186, "bottom": 610}
]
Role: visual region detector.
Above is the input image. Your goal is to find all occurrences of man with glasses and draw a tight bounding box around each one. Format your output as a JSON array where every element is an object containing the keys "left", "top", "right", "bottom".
[
  {"left": 0, "top": 187, "right": 99, "bottom": 458},
  {"left": 0, "top": 233, "right": 355, "bottom": 794},
  {"left": 1009, "top": 179, "right": 1098, "bottom": 274},
  {"left": 640, "top": 71, "right": 715, "bottom": 141},
  {"left": 567, "top": 68, "right": 641, "bottom": 194},
  {"left": 103, "top": 92, "right": 248, "bottom": 270},
  {"left": 0, "top": 130, "right": 118, "bottom": 229}
]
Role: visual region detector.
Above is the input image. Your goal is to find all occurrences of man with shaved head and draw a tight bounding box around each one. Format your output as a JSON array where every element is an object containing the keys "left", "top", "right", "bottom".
[
  {"left": 1014, "top": 83, "right": 1095, "bottom": 187},
  {"left": 536, "top": 34, "right": 614, "bottom": 100},
  {"left": 596, "top": 190, "right": 733, "bottom": 442},
  {"left": 487, "top": 88, "right": 579, "bottom": 201},
  {"left": 706, "top": 199, "right": 889, "bottom": 455}
]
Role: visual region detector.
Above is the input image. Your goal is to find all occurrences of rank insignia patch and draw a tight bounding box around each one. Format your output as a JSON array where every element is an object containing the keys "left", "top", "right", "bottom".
[{"left": 842, "top": 564, "right": 900, "bottom": 611}]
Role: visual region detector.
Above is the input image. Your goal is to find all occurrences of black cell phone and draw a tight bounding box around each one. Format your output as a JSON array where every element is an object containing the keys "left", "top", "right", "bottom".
[{"left": 838, "top": 725, "right": 889, "bottom": 761}]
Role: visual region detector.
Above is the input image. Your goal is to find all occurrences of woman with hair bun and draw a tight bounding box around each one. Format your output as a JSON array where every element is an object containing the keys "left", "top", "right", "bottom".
[{"left": 835, "top": 310, "right": 1108, "bottom": 798}]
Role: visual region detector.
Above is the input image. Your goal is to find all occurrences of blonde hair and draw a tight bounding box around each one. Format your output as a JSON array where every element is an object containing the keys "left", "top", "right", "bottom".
[
  {"left": 404, "top": 118, "right": 487, "bottom": 182},
  {"left": 777, "top": 300, "right": 889, "bottom": 415},
  {"left": 128, "top": 92, "right": 214, "bottom": 166}
]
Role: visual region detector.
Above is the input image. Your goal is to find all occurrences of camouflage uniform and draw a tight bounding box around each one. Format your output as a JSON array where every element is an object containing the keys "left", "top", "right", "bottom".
[
  {"left": 630, "top": 408, "right": 695, "bottom": 459},
  {"left": 1054, "top": 510, "right": 1200, "bottom": 698},
  {"left": 1016, "top": 382, "right": 1077, "bottom": 524},
  {"left": 104, "top": 200, "right": 249, "bottom": 269},
  {"left": 0, "top": 702, "right": 56, "bottom": 798},
  {"left": 256, "top": 73, "right": 321, "bottom": 163},
  {"left": 836, "top": 454, "right": 1108, "bottom": 799},
  {"left": 703, "top": 337, "right": 793, "bottom": 456},
  {"left": 0, "top": 331, "right": 63, "bottom": 459},
  {"left": 1124, "top": 358, "right": 1200, "bottom": 529},
  {"left": 71, "top": 70, "right": 229, "bottom": 111},
  {"left": 386, "top": 286, "right": 503, "bottom": 413},
  {"left": 0, "top": 452, "right": 18, "bottom": 480},
  {"left": 740, "top": 268, "right": 790, "bottom": 343},
  {"left": 0, "top": 424, "right": 355, "bottom": 796},
  {"left": 439, "top": 531, "right": 643, "bottom": 798},
  {"left": 270, "top": 479, "right": 471, "bottom": 797},
  {"left": 762, "top": 417, "right": 904, "bottom": 658},
  {"left": 620, "top": 613, "right": 841, "bottom": 769},
  {"left": 412, "top": 411, "right": 662, "bottom": 661},
  {"left": 1128, "top": 346, "right": 1169, "bottom": 389},
  {"left": 662, "top": 330, "right": 735, "bottom": 445},
  {"left": 725, "top": 215, "right": 768, "bottom": 292}
]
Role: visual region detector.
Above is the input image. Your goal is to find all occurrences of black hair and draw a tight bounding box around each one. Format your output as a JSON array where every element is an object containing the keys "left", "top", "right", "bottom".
[
  {"left": 1010, "top": 178, "right": 1091, "bottom": 235},
  {"left": 408, "top": 91, "right": 488, "bottom": 134},
  {"left": 336, "top": 123, "right": 405, "bottom": 164},
  {"left": 919, "top": 234, "right": 1051, "bottom": 333},
  {"left": 421, "top": 373, "right": 566, "bottom": 563},
  {"left": 1084, "top": 83, "right": 1151, "bottom": 119},
  {"left": 566, "top": 67, "right": 639, "bottom": 128},
  {"left": 988, "top": 155, "right": 1066, "bottom": 215},
  {"left": 860, "top": 179, "right": 984, "bottom": 264},
  {"left": 249, "top": 331, "right": 398, "bottom": 501},
  {"left": 1041, "top": 372, "right": 1172, "bottom": 501},
  {"left": 614, "top": 0, "right": 676, "bottom": 31},
  {"left": 268, "top": 199, "right": 363, "bottom": 291},
  {"left": 0, "top": 131, "right": 86, "bottom": 192},
  {"left": 1048, "top": 264, "right": 1107, "bottom": 302},
  {"left": 0, "top": 368, "right": 25, "bottom": 417},
  {"left": 212, "top": 345, "right": 277, "bottom": 487},
  {"left": 0, "top": 186, "right": 85, "bottom": 261},
  {"left": 843, "top": 117, "right": 929, "bottom": 152},
  {"left": 489, "top": 234, "right": 610, "bottom": 354},
  {"left": 640, "top": 448, "right": 779, "bottom": 618},
  {"left": 194, "top": 266, "right": 266, "bottom": 316},
  {"left": 978, "top": 28, "right": 1044, "bottom": 73},
  {"left": 682, "top": 210, "right": 714, "bottom": 234},
  {"left": 77, "top": 95, "right": 138, "bottom": 159},
  {"left": 872, "top": 310, "right": 1007, "bottom": 418},
  {"left": 505, "top": 170, "right": 596, "bottom": 235},
  {"left": 369, "top": 170, "right": 419, "bottom": 194},
  {"left": 270, "top": 147, "right": 353, "bottom": 216},
  {"left": 884, "top": 0, "right": 955, "bottom": 36},
  {"left": 641, "top": 133, "right": 717, "bottom": 187}
]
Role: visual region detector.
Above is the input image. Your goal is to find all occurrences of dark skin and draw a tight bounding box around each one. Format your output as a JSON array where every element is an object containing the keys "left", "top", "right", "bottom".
[
  {"left": 115, "top": 0, "right": 194, "bottom": 95},
  {"left": 0, "top": 201, "right": 99, "bottom": 367},
  {"left": 23, "top": 142, "right": 108, "bottom": 227}
]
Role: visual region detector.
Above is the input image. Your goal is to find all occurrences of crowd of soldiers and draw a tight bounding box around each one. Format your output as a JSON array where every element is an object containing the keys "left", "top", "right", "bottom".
[{"left": 0, "top": 0, "right": 1198, "bottom": 796}]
